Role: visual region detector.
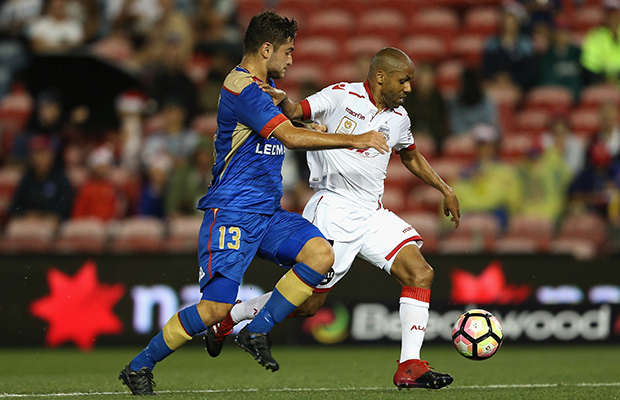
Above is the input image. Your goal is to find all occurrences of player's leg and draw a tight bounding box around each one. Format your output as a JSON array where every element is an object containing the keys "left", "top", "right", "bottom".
[
  {"left": 120, "top": 209, "right": 259, "bottom": 394},
  {"left": 359, "top": 209, "right": 452, "bottom": 390}
]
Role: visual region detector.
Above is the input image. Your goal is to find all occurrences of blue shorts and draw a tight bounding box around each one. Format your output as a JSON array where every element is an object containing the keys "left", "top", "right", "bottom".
[{"left": 197, "top": 207, "right": 325, "bottom": 303}]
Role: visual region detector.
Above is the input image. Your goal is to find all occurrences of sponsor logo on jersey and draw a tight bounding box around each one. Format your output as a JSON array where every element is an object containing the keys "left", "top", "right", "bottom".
[
  {"left": 255, "top": 143, "right": 285, "bottom": 155},
  {"left": 345, "top": 107, "right": 365, "bottom": 120},
  {"left": 378, "top": 124, "right": 390, "bottom": 141},
  {"left": 336, "top": 116, "right": 357, "bottom": 135}
]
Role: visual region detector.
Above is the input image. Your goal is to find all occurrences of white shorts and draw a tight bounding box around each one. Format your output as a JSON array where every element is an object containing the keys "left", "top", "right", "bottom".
[{"left": 302, "top": 190, "right": 423, "bottom": 292}]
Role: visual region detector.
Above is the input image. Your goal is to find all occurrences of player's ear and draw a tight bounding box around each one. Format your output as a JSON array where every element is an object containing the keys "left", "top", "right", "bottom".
[
  {"left": 260, "top": 42, "right": 273, "bottom": 59},
  {"left": 377, "top": 71, "right": 385, "bottom": 84}
]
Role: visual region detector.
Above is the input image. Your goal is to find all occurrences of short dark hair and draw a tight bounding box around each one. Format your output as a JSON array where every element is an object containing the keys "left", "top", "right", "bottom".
[{"left": 243, "top": 11, "right": 297, "bottom": 55}]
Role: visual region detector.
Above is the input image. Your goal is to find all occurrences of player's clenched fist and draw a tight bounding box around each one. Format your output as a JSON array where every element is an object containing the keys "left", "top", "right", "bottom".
[{"left": 350, "top": 130, "right": 389, "bottom": 154}]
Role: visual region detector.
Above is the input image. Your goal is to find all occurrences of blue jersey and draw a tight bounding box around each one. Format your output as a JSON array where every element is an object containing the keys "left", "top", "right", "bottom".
[{"left": 198, "top": 66, "right": 290, "bottom": 215}]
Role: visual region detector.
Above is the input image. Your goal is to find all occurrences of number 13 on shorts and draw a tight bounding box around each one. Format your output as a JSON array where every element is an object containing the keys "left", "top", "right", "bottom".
[{"left": 219, "top": 226, "right": 241, "bottom": 250}]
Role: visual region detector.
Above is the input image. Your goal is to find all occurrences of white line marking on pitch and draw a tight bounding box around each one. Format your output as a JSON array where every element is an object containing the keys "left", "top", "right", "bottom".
[{"left": 1, "top": 382, "right": 619, "bottom": 397}]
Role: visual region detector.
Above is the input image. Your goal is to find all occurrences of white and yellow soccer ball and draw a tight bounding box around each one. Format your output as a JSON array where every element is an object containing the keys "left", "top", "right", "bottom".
[{"left": 451, "top": 309, "right": 503, "bottom": 360}]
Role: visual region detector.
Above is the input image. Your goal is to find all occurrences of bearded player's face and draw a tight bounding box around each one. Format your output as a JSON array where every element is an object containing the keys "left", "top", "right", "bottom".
[
  {"left": 381, "top": 65, "right": 415, "bottom": 109},
  {"left": 266, "top": 38, "right": 295, "bottom": 80}
]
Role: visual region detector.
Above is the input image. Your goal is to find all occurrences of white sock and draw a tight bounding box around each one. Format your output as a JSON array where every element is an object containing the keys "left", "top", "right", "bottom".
[
  {"left": 230, "top": 292, "right": 272, "bottom": 324},
  {"left": 399, "top": 295, "right": 430, "bottom": 362}
]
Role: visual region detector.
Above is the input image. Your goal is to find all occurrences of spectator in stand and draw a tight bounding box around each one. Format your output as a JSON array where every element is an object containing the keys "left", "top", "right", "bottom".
[
  {"left": 451, "top": 124, "right": 521, "bottom": 227},
  {"left": 516, "top": 142, "right": 572, "bottom": 223},
  {"left": 482, "top": 1, "right": 536, "bottom": 91},
  {"left": 402, "top": 64, "right": 449, "bottom": 154},
  {"left": 28, "top": 0, "right": 84, "bottom": 53},
  {"left": 580, "top": 0, "right": 620, "bottom": 86},
  {"left": 165, "top": 136, "right": 212, "bottom": 217},
  {"left": 541, "top": 112, "right": 586, "bottom": 176},
  {"left": 194, "top": 0, "right": 242, "bottom": 59},
  {"left": 448, "top": 68, "right": 499, "bottom": 136},
  {"left": 141, "top": 95, "right": 198, "bottom": 168},
  {"left": 198, "top": 50, "right": 238, "bottom": 114},
  {"left": 596, "top": 101, "right": 620, "bottom": 161},
  {"left": 137, "top": 153, "right": 171, "bottom": 219},
  {"left": 11, "top": 89, "right": 65, "bottom": 164},
  {"left": 9, "top": 135, "right": 73, "bottom": 227},
  {"left": 537, "top": 18, "right": 583, "bottom": 101},
  {"left": 71, "top": 145, "right": 118, "bottom": 221},
  {"left": 568, "top": 141, "right": 620, "bottom": 218}
]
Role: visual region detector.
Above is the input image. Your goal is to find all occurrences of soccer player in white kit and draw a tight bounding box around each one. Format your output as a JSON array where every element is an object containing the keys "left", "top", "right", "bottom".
[{"left": 205, "top": 48, "right": 460, "bottom": 390}]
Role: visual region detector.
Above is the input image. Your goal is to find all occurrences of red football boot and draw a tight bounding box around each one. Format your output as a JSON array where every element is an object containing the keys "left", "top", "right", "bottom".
[{"left": 393, "top": 359, "right": 453, "bottom": 390}]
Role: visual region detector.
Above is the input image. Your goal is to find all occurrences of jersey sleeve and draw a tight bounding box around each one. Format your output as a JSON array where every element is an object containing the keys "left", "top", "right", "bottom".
[
  {"left": 394, "top": 111, "right": 416, "bottom": 153},
  {"left": 300, "top": 82, "right": 348, "bottom": 121},
  {"left": 235, "top": 83, "right": 289, "bottom": 138}
]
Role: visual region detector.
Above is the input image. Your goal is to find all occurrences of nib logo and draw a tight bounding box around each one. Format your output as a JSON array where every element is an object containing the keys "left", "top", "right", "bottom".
[
  {"left": 29, "top": 260, "right": 125, "bottom": 351},
  {"left": 450, "top": 260, "right": 530, "bottom": 305}
]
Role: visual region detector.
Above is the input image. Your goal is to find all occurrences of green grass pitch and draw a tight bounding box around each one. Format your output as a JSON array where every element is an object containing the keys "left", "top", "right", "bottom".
[{"left": 1, "top": 343, "right": 619, "bottom": 399}]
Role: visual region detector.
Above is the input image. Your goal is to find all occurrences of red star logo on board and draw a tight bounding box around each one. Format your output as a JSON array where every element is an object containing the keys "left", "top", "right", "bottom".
[
  {"left": 450, "top": 260, "right": 531, "bottom": 305},
  {"left": 29, "top": 260, "right": 125, "bottom": 351}
]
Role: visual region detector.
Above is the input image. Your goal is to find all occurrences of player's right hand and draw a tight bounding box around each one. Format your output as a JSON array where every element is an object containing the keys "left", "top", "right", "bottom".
[{"left": 352, "top": 130, "right": 389, "bottom": 154}]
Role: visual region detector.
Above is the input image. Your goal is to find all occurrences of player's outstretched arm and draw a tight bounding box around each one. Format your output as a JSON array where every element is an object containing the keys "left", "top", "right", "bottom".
[
  {"left": 257, "top": 82, "right": 304, "bottom": 120},
  {"left": 400, "top": 147, "right": 460, "bottom": 228},
  {"left": 272, "top": 120, "right": 389, "bottom": 153}
]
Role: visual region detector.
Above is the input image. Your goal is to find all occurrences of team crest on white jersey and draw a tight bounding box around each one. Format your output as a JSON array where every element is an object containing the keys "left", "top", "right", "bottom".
[
  {"left": 336, "top": 116, "right": 357, "bottom": 135},
  {"left": 378, "top": 124, "right": 390, "bottom": 141}
]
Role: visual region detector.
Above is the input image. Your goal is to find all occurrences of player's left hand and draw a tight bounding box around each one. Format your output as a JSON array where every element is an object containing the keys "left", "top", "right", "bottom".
[
  {"left": 310, "top": 123, "right": 326, "bottom": 132},
  {"left": 257, "top": 82, "right": 287, "bottom": 105},
  {"left": 443, "top": 188, "right": 460, "bottom": 229}
]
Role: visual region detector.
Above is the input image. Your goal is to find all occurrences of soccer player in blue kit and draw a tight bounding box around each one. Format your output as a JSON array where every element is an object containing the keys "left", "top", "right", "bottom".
[{"left": 118, "top": 10, "right": 388, "bottom": 395}]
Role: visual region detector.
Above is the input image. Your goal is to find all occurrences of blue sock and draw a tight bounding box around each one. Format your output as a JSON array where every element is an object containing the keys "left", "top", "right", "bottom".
[
  {"left": 247, "top": 263, "right": 325, "bottom": 334},
  {"left": 130, "top": 305, "right": 207, "bottom": 371}
]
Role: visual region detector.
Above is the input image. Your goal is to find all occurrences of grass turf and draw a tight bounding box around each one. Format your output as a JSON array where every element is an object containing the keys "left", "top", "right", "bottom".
[{"left": 1, "top": 343, "right": 619, "bottom": 399}]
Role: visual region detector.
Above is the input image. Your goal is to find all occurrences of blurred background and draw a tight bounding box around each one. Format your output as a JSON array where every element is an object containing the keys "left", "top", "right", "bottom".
[{"left": 0, "top": 0, "right": 619, "bottom": 350}]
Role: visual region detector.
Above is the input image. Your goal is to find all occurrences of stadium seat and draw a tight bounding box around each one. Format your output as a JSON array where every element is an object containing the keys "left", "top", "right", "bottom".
[
  {"left": 504, "top": 215, "right": 554, "bottom": 252},
  {"left": 463, "top": 7, "right": 500, "bottom": 36},
  {"left": 485, "top": 84, "right": 521, "bottom": 132},
  {"left": 436, "top": 60, "right": 464, "bottom": 96},
  {"left": 345, "top": 35, "right": 391, "bottom": 59},
  {"left": 412, "top": 133, "right": 436, "bottom": 160},
  {"left": 438, "top": 235, "right": 485, "bottom": 254},
  {"left": 386, "top": 159, "right": 416, "bottom": 190},
  {"left": 282, "top": 62, "right": 325, "bottom": 86},
  {"left": 307, "top": 9, "right": 356, "bottom": 42},
  {"left": 569, "top": 108, "right": 601, "bottom": 137},
  {"left": 441, "top": 134, "right": 476, "bottom": 162},
  {"left": 293, "top": 36, "right": 340, "bottom": 65},
  {"left": 400, "top": 212, "right": 440, "bottom": 254},
  {"left": 524, "top": 85, "right": 574, "bottom": 112},
  {"left": 166, "top": 215, "right": 203, "bottom": 253},
  {"left": 55, "top": 218, "right": 109, "bottom": 253},
  {"left": 409, "top": 8, "right": 459, "bottom": 40},
  {"left": 358, "top": 8, "right": 407, "bottom": 41},
  {"left": 328, "top": 62, "right": 361, "bottom": 84},
  {"left": 452, "top": 34, "right": 486, "bottom": 67},
  {"left": 494, "top": 236, "right": 539, "bottom": 254},
  {"left": 515, "top": 110, "right": 549, "bottom": 135},
  {"left": 580, "top": 84, "right": 620, "bottom": 110},
  {"left": 0, "top": 217, "right": 57, "bottom": 253},
  {"left": 556, "top": 213, "right": 608, "bottom": 249},
  {"left": 400, "top": 35, "right": 449, "bottom": 64},
  {"left": 429, "top": 158, "right": 465, "bottom": 184},
  {"left": 443, "top": 213, "right": 501, "bottom": 252},
  {"left": 550, "top": 237, "right": 597, "bottom": 260},
  {"left": 407, "top": 184, "right": 444, "bottom": 213},
  {"left": 500, "top": 135, "right": 534, "bottom": 162},
  {"left": 109, "top": 217, "right": 165, "bottom": 253}
]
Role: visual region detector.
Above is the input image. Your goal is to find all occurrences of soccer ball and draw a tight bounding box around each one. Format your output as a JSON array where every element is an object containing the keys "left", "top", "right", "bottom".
[{"left": 451, "top": 309, "right": 503, "bottom": 360}]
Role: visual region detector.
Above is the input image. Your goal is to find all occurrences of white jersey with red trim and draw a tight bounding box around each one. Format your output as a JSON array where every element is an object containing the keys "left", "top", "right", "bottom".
[{"left": 300, "top": 81, "right": 415, "bottom": 209}]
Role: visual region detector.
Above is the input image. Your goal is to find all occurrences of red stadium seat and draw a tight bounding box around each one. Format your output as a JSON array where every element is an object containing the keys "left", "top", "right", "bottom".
[
  {"left": 444, "top": 213, "right": 501, "bottom": 252},
  {"left": 55, "top": 218, "right": 109, "bottom": 253},
  {"left": 485, "top": 84, "right": 521, "bottom": 132},
  {"left": 166, "top": 216, "right": 203, "bottom": 253},
  {"left": 550, "top": 237, "right": 597, "bottom": 260},
  {"left": 430, "top": 158, "right": 465, "bottom": 184},
  {"left": 557, "top": 213, "right": 608, "bottom": 248},
  {"left": 504, "top": 215, "right": 554, "bottom": 252},
  {"left": 494, "top": 236, "right": 539, "bottom": 254},
  {"left": 345, "top": 35, "right": 391, "bottom": 59},
  {"left": 436, "top": 60, "right": 464, "bottom": 95},
  {"left": 328, "top": 62, "right": 362, "bottom": 84},
  {"left": 441, "top": 134, "right": 476, "bottom": 162},
  {"left": 386, "top": 159, "right": 416, "bottom": 190},
  {"left": 570, "top": 108, "right": 601, "bottom": 137},
  {"left": 400, "top": 212, "right": 440, "bottom": 253},
  {"left": 293, "top": 36, "right": 340, "bottom": 64},
  {"left": 515, "top": 110, "right": 549, "bottom": 135},
  {"left": 400, "top": 35, "right": 449, "bottom": 64},
  {"left": 580, "top": 84, "right": 620, "bottom": 110},
  {"left": 281, "top": 62, "right": 325, "bottom": 86},
  {"left": 358, "top": 8, "right": 408, "bottom": 40},
  {"left": 109, "top": 217, "right": 165, "bottom": 253},
  {"left": 191, "top": 114, "right": 218, "bottom": 137},
  {"left": 409, "top": 8, "right": 459, "bottom": 40},
  {"left": 0, "top": 217, "right": 57, "bottom": 253},
  {"left": 452, "top": 34, "right": 486, "bottom": 66},
  {"left": 438, "top": 235, "right": 485, "bottom": 254},
  {"left": 412, "top": 133, "right": 436, "bottom": 159},
  {"left": 524, "top": 85, "right": 574, "bottom": 112},
  {"left": 381, "top": 187, "right": 407, "bottom": 213},
  {"left": 500, "top": 135, "right": 534, "bottom": 162},
  {"left": 308, "top": 9, "right": 356, "bottom": 42},
  {"left": 407, "top": 184, "right": 444, "bottom": 213},
  {"left": 463, "top": 7, "right": 500, "bottom": 36}
]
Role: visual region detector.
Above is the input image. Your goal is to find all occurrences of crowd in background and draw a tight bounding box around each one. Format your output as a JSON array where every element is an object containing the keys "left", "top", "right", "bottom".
[{"left": 0, "top": 0, "right": 619, "bottom": 255}]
